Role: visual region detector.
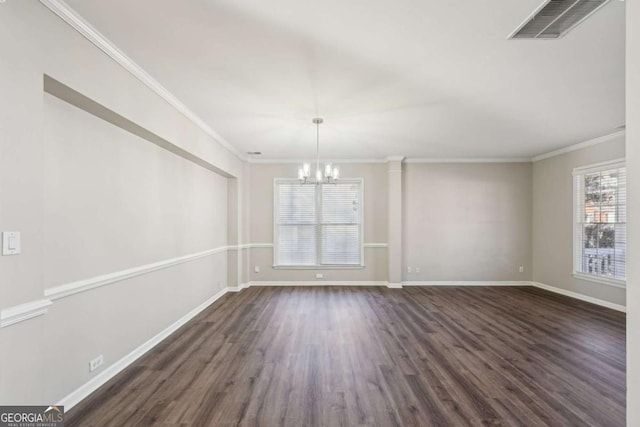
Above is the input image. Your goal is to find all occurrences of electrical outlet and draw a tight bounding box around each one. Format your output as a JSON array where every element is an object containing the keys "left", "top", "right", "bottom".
[
  {"left": 519, "top": 266, "right": 524, "bottom": 273},
  {"left": 407, "top": 266, "right": 412, "bottom": 273},
  {"left": 315, "top": 273, "right": 323, "bottom": 279},
  {"left": 89, "top": 355, "right": 104, "bottom": 372},
  {"left": 254, "top": 266, "right": 260, "bottom": 273},
  {"left": 415, "top": 267, "right": 421, "bottom": 273}
]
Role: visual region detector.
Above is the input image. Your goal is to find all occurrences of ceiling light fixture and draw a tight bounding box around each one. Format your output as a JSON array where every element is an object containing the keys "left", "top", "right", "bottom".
[{"left": 298, "top": 118, "right": 339, "bottom": 185}]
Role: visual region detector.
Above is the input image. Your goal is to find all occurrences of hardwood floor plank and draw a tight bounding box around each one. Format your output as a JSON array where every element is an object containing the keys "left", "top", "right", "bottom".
[{"left": 67, "top": 286, "right": 626, "bottom": 426}]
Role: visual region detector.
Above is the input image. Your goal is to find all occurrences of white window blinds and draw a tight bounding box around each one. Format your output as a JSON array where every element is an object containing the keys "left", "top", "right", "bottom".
[
  {"left": 321, "top": 184, "right": 362, "bottom": 265},
  {"left": 276, "top": 183, "right": 317, "bottom": 266},
  {"left": 573, "top": 161, "right": 626, "bottom": 283},
  {"left": 275, "top": 179, "right": 363, "bottom": 266}
]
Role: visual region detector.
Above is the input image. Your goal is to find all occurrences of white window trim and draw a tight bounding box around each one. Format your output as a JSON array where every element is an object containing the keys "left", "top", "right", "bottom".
[
  {"left": 273, "top": 177, "right": 365, "bottom": 269},
  {"left": 572, "top": 272, "right": 626, "bottom": 288},
  {"left": 572, "top": 158, "right": 626, "bottom": 287},
  {"left": 572, "top": 158, "right": 626, "bottom": 176}
]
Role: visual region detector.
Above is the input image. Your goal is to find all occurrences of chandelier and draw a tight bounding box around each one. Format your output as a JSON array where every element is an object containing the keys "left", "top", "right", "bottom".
[{"left": 298, "top": 118, "right": 339, "bottom": 184}]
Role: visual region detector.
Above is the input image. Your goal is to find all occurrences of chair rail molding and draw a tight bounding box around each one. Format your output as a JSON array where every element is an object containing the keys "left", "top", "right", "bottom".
[
  {"left": 364, "top": 243, "right": 389, "bottom": 248},
  {"left": 0, "top": 299, "right": 53, "bottom": 328},
  {"left": 45, "top": 246, "right": 230, "bottom": 300}
]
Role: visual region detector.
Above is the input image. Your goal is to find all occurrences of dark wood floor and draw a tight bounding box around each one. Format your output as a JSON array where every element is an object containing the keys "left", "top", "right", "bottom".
[{"left": 67, "top": 286, "right": 626, "bottom": 426}]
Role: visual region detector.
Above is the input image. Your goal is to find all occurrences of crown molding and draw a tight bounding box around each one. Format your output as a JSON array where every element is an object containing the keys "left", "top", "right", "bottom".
[
  {"left": 405, "top": 157, "right": 531, "bottom": 164},
  {"left": 249, "top": 157, "right": 532, "bottom": 164},
  {"left": 248, "top": 158, "right": 389, "bottom": 164},
  {"left": 38, "top": 0, "right": 245, "bottom": 161},
  {"left": 532, "top": 130, "right": 626, "bottom": 162}
]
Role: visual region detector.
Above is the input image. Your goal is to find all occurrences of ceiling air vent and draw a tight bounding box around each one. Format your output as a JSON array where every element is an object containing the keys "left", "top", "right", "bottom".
[{"left": 510, "top": 0, "right": 611, "bottom": 39}]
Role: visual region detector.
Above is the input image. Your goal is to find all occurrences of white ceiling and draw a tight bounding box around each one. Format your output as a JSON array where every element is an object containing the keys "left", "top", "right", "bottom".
[{"left": 64, "top": 0, "right": 625, "bottom": 160}]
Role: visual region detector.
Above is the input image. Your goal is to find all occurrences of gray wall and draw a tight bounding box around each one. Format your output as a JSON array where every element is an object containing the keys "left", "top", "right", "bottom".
[
  {"left": 40, "top": 94, "right": 229, "bottom": 401},
  {"left": 0, "top": 1, "right": 242, "bottom": 405},
  {"left": 43, "top": 93, "right": 228, "bottom": 288},
  {"left": 532, "top": 136, "right": 626, "bottom": 306},
  {"left": 403, "top": 163, "right": 532, "bottom": 282},
  {"left": 247, "top": 162, "right": 532, "bottom": 284}
]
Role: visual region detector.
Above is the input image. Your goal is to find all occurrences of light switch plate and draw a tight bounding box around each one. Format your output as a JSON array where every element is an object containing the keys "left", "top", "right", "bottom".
[{"left": 2, "top": 231, "right": 21, "bottom": 255}]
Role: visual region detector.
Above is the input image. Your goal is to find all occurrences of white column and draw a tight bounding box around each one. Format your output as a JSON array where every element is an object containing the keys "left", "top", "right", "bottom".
[
  {"left": 387, "top": 156, "right": 404, "bottom": 288},
  {"left": 627, "top": 0, "right": 640, "bottom": 423},
  {"left": 227, "top": 177, "right": 239, "bottom": 288}
]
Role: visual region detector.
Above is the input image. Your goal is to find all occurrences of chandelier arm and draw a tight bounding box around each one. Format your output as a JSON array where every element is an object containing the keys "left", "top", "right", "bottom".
[{"left": 299, "top": 118, "right": 335, "bottom": 185}]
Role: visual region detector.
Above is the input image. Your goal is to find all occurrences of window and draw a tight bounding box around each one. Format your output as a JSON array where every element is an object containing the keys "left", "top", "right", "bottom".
[
  {"left": 573, "top": 160, "right": 626, "bottom": 285},
  {"left": 274, "top": 179, "right": 363, "bottom": 267}
]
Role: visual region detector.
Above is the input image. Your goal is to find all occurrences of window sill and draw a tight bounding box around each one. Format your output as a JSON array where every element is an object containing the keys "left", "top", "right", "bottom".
[
  {"left": 572, "top": 272, "right": 626, "bottom": 289},
  {"left": 273, "top": 265, "right": 365, "bottom": 270}
]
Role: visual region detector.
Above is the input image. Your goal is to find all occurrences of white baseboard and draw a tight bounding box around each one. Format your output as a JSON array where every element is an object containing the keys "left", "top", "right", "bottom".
[
  {"left": 403, "top": 280, "right": 626, "bottom": 312},
  {"left": 228, "top": 282, "right": 250, "bottom": 292},
  {"left": 247, "top": 281, "right": 388, "bottom": 287},
  {"left": 228, "top": 281, "right": 625, "bottom": 314},
  {"left": 530, "top": 282, "right": 626, "bottom": 312},
  {"left": 402, "top": 281, "right": 531, "bottom": 286},
  {"left": 57, "top": 286, "right": 230, "bottom": 410},
  {"left": 233, "top": 280, "right": 528, "bottom": 289}
]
